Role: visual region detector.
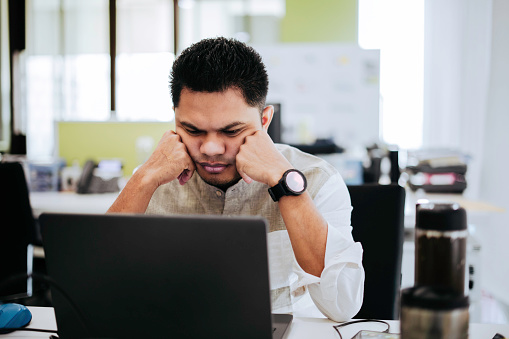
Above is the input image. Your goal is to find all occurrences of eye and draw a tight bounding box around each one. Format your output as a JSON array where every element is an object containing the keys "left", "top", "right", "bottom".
[
  {"left": 222, "top": 129, "right": 242, "bottom": 136},
  {"left": 186, "top": 129, "right": 203, "bottom": 136}
]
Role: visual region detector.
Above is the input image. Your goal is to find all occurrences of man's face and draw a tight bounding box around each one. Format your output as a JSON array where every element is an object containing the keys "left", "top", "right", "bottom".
[{"left": 175, "top": 87, "right": 271, "bottom": 190}]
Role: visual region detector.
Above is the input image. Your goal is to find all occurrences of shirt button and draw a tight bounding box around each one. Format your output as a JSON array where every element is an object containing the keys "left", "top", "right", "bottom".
[{"left": 216, "top": 190, "right": 222, "bottom": 197}]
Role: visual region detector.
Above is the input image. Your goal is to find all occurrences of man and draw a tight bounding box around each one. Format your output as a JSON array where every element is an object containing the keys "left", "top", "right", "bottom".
[{"left": 108, "top": 37, "right": 364, "bottom": 321}]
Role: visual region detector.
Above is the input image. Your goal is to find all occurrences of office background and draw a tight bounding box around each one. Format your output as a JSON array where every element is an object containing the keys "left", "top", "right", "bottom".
[{"left": 1, "top": 0, "right": 508, "bottom": 323}]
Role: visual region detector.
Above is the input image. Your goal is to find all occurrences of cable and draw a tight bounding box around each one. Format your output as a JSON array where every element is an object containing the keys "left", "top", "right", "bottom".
[
  {"left": 0, "top": 273, "right": 92, "bottom": 337},
  {"left": 332, "top": 319, "right": 391, "bottom": 339},
  {"left": 1, "top": 327, "right": 58, "bottom": 334}
]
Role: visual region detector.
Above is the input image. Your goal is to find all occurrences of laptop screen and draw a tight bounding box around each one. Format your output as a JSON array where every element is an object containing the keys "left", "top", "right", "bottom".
[{"left": 40, "top": 213, "right": 279, "bottom": 339}]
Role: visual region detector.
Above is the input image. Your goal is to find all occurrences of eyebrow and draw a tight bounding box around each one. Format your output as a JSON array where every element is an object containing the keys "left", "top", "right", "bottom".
[
  {"left": 219, "top": 122, "right": 247, "bottom": 131},
  {"left": 179, "top": 121, "right": 247, "bottom": 132}
]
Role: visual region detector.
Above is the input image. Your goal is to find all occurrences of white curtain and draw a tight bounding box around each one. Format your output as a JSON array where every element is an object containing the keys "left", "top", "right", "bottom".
[
  {"left": 423, "top": 0, "right": 493, "bottom": 198},
  {"left": 425, "top": 0, "right": 509, "bottom": 310},
  {"left": 477, "top": 0, "right": 509, "bottom": 309}
]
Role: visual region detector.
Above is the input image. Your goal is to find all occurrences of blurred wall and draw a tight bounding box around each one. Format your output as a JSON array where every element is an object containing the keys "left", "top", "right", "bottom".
[{"left": 281, "top": 0, "right": 357, "bottom": 42}]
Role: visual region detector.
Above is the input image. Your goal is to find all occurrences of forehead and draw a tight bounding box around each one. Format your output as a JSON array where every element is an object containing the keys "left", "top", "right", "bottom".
[{"left": 175, "top": 88, "right": 260, "bottom": 128}]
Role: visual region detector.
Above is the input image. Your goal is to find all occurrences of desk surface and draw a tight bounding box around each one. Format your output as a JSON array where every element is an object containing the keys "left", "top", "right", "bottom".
[
  {"left": 4, "top": 307, "right": 508, "bottom": 338},
  {"left": 29, "top": 191, "right": 119, "bottom": 217},
  {"left": 30, "top": 188, "right": 505, "bottom": 222}
]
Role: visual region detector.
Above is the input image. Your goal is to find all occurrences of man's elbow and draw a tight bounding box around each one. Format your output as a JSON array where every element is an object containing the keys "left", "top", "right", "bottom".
[
  {"left": 311, "top": 285, "right": 364, "bottom": 322},
  {"left": 308, "top": 265, "right": 365, "bottom": 322}
]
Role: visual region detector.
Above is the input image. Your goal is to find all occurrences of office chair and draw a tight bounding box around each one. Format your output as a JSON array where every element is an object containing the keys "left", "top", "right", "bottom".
[
  {"left": 348, "top": 183, "right": 406, "bottom": 320},
  {"left": 0, "top": 162, "right": 37, "bottom": 301}
]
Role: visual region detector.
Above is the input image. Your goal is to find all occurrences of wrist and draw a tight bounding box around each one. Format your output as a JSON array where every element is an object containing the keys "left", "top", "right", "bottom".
[
  {"left": 267, "top": 169, "right": 307, "bottom": 202},
  {"left": 267, "top": 161, "right": 294, "bottom": 187},
  {"left": 131, "top": 165, "right": 160, "bottom": 193},
  {"left": 267, "top": 169, "right": 290, "bottom": 187}
]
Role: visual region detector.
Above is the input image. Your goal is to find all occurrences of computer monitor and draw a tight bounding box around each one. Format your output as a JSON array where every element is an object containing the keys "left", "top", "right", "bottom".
[{"left": 267, "top": 103, "right": 281, "bottom": 143}]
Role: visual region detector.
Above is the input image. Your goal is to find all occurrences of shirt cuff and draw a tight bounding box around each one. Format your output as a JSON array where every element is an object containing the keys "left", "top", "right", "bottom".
[
  {"left": 290, "top": 222, "right": 363, "bottom": 290},
  {"left": 291, "top": 222, "right": 365, "bottom": 321}
]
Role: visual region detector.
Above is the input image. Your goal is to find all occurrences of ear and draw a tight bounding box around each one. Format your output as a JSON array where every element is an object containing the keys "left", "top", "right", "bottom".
[{"left": 261, "top": 105, "right": 274, "bottom": 132}]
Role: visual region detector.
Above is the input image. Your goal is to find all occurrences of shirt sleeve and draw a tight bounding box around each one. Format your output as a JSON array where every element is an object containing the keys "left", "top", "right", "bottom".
[{"left": 291, "top": 172, "right": 365, "bottom": 322}]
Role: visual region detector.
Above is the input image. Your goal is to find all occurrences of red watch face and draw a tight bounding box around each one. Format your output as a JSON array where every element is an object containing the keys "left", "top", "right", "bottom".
[{"left": 286, "top": 171, "right": 305, "bottom": 193}]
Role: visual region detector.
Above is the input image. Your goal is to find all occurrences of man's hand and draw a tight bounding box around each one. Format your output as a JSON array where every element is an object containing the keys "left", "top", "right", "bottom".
[
  {"left": 235, "top": 130, "right": 292, "bottom": 187},
  {"left": 140, "top": 130, "right": 195, "bottom": 187},
  {"left": 107, "top": 130, "right": 194, "bottom": 214}
]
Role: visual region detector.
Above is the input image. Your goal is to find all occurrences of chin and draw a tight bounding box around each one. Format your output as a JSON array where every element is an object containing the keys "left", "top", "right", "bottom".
[{"left": 198, "top": 171, "right": 241, "bottom": 191}]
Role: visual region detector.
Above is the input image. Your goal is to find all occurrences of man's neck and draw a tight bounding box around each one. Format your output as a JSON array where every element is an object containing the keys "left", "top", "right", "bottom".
[
  {"left": 213, "top": 179, "right": 242, "bottom": 192},
  {"left": 199, "top": 175, "right": 242, "bottom": 192}
]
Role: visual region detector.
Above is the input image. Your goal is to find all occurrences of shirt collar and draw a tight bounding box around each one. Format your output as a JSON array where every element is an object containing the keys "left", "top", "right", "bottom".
[{"left": 193, "top": 173, "right": 260, "bottom": 196}]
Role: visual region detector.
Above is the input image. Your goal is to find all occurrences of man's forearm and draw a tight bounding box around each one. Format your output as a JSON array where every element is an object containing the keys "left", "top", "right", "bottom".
[
  {"left": 278, "top": 192, "right": 328, "bottom": 277},
  {"left": 107, "top": 169, "right": 158, "bottom": 214}
]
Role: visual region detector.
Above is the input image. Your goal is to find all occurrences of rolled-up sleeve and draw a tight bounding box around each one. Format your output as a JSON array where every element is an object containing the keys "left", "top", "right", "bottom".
[{"left": 293, "top": 172, "right": 365, "bottom": 322}]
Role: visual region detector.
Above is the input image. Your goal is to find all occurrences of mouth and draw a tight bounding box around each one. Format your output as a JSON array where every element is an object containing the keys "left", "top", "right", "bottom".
[{"left": 199, "top": 162, "right": 229, "bottom": 174}]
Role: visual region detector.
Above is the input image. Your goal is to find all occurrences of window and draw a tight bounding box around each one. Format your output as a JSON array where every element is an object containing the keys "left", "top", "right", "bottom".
[
  {"left": 25, "top": 0, "right": 110, "bottom": 157},
  {"left": 24, "top": 0, "right": 175, "bottom": 158},
  {"left": 23, "top": 0, "right": 285, "bottom": 158},
  {"left": 116, "top": 0, "right": 174, "bottom": 121},
  {"left": 177, "top": 0, "right": 285, "bottom": 49},
  {"left": 358, "top": 0, "right": 424, "bottom": 150}
]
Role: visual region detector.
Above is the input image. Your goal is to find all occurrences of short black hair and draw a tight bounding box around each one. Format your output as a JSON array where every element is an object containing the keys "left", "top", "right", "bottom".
[{"left": 170, "top": 37, "right": 269, "bottom": 112}]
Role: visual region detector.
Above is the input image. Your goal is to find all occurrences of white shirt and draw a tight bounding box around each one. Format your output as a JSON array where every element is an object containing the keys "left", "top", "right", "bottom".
[{"left": 146, "top": 144, "right": 365, "bottom": 321}]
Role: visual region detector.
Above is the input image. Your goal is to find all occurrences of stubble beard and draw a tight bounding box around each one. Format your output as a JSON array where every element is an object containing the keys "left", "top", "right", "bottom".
[
  {"left": 193, "top": 156, "right": 242, "bottom": 191},
  {"left": 201, "top": 172, "right": 242, "bottom": 192}
]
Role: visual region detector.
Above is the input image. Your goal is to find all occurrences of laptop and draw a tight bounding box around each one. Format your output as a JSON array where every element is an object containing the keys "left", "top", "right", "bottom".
[{"left": 39, "top": 213, "right": 292, "bottom": 339}]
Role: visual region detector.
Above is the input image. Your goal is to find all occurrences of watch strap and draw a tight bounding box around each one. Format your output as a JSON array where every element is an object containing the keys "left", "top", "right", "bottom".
[
  {"left": 268, "top": 169, "right": 306, "bottom": 202},
  {"left": 268, "top": 182, "right": 286, "bottom": 202}
]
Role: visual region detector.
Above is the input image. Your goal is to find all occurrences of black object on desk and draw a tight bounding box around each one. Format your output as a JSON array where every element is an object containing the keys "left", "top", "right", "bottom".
[
  {"left": 415, "top": 203, "right": 467, "bottom": 295},
  {"left": 76, "top": 160, "right": 121, "bottom": 194},
  {"left": 40, "top": 213, "right": 292, "bottom": 339},
  {"left": 405, "top": 149, "right": 469, "bottom": 193}
]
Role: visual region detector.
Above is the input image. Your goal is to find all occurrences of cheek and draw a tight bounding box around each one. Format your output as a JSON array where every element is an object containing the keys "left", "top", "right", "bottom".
[
  {"left": 177, "top": 134, "right": 199, "bottom": 154},
  {"left": 229, "top": 137, "right": 246, "bottom": 155}
]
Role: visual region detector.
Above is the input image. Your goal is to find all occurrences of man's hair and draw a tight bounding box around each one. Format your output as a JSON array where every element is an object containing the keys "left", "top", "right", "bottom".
[{"left": 170, "top": 37, "right": 269, "bottom": 112}]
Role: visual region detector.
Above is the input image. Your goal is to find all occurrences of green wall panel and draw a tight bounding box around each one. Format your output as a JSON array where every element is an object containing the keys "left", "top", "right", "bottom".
[
  {"left": 58, "top": 121, "right": 173, "bottom": 177},
  {"left": 281, "top": 0, "right": 358, "bottom": 43}
]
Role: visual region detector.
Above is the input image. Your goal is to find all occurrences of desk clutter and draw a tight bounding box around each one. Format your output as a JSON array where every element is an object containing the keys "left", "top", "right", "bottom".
[
  {"left": 3, "top": 156, "right": 124, "bottom": 194},
  {"left": 297, "top": 141, "right": 402, "bottom": 186},
  {"left": 404, "top": 149, "right": 470, "bottom": 194}
]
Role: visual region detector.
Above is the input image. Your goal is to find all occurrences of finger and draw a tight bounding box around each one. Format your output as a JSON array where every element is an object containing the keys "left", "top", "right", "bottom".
[
  {"left": 174, "top": 132, "right": 182, "bottom": 141},
  {"left": 178, "top": 169, "right": 192, "bottom": 185},
  {"left": 240, "top": 129, "right": 258, "bottom": 146},
  {"left": 163, "top": 129, "right": 178, "bottom": 139},
  {"left": 240, "top": 172, "right": 253, "bottom": 184},
  {"left": 178, "top": 158, "right": 196, "bottom": 185}
]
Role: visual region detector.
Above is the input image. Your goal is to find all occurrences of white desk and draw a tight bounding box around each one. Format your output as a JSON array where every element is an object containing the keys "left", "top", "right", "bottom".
[
  {"left": 30, "top": 189, "right": 505, "bottom": 225},
  {"left": 29, "top": 192, "right": 119, "bottom": 217},
  {"left": 30, "top": 189, "right": 505, "bottom": 224},
  {"left": 4, "top": 307, "right": 508, "bottom": 338},
  {"left": 29, "top": 192, "right": 119, "bottom": 258}
]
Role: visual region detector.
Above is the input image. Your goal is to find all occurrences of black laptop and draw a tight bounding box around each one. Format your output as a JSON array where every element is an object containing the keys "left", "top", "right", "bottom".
[{"left": 40, "top": 213, "right": 292, "bottom": 339}]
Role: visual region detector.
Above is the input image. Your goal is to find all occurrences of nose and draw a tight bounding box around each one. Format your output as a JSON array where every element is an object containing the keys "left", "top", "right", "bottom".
[{"left": 200, "top": 134, "right": 226, "bottom": 156}]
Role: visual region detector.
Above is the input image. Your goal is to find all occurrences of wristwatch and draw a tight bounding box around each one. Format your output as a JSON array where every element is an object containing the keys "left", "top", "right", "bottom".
[{"left": 268, "top": 169, "right": 307, "bottom": 202}]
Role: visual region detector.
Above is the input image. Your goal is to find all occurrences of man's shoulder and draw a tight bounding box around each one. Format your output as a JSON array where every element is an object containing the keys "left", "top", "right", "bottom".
[{"left": 275, "top": 143, "right": 338, "bottom": 177}]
